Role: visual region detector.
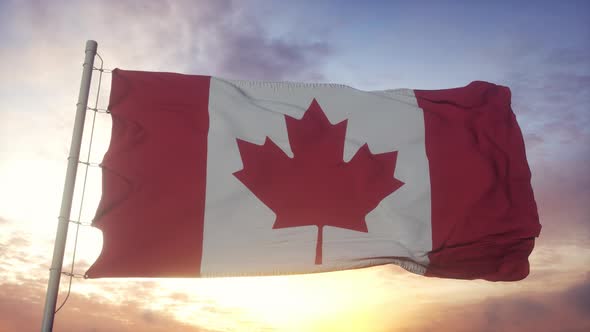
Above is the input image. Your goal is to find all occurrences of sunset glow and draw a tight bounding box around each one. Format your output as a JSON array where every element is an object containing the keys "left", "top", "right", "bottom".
[{"left": 1, "top": 1, "right": 589, "bottom": 331}]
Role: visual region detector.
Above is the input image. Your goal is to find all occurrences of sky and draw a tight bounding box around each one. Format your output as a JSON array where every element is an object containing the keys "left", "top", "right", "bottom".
[{"left": 0, "top": 0, "right": 589, "bottom": 331}]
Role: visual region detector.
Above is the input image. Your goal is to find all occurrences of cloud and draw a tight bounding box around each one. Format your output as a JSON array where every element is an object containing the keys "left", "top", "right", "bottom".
[
  {"left": 545, "top": 48, "right": 590, "bottom": 67},
  {"left": 0, "top": 281, "right": 214, "bottom": 332},
  {"left": 405, "top": 277, "right": 590, "bottom": 332},
  {"left": 211, "top": 25, "right": 332, "bottom": 81},
  {"left": 0, "top": 232, "right": 51, "bottom": 285},
  {"left": 0, "top": 0, "right": 332, "bottom": 82},
  {"left": 563, "top": 276, "right": 590, "bottom": 314},
  {"left": 6, "top": 235, "right": 29, "bottom": 247}
]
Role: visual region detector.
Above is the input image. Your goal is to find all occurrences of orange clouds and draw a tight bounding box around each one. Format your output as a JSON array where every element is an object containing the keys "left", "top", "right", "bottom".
[
  {"left": 0, "top": 1, "right": 589, "bottom": 331},
  {"left": 1, "top": 275, "right": 589, "bottom": 332},
  {"left": 0, "top": 282, "right": 211, "bottom": 332},
  {"left": 403, "top": 276, "right": 590, "bottom": 332}
]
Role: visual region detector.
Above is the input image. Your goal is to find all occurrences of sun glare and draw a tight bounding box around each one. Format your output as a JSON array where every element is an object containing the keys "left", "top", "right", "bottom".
[{"left": 138, "top": 267, "right": 407, "bottom": 332}]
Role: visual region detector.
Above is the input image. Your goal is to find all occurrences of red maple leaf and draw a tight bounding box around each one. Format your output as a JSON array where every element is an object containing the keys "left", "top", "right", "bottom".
[{"left": 234, "top": 99, "right": 404, "bottom": 264}]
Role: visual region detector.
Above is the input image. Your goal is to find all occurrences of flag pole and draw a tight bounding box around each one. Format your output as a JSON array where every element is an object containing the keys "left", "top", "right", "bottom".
[{"left": 41, "top": 40, "right": 98, "bottom": 332}]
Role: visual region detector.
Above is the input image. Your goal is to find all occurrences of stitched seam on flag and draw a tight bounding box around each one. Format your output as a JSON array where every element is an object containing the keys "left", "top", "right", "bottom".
[
  {"left": 218, "top": 78, "right": 418, "bottom": 101},
  {"left": 377, "top": 89, "right": 415, "bottom": 97},
  {"left": 220, "top": 79, "right": 419, "bottom": 106},
  {"left": 391, "top": 259, "right": 427, "bottom": 275},
  {"left": 224, "top": 79, "right": 356, "bottom": 90},
  {"left": 200, "top": 258, "right": 427, "bottom": 278}
]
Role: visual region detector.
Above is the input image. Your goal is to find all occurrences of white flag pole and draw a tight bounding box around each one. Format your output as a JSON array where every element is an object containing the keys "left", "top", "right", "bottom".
[{"left": 41, "top": 40, "right": 98, "bottom": 332}]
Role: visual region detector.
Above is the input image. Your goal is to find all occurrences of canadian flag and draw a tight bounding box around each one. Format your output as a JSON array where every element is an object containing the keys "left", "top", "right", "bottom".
[{"left": 86, "top": 69, "right": 540, "bottom": 281}]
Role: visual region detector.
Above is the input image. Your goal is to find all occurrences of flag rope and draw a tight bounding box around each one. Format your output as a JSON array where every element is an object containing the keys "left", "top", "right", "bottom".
[
  {"left": 92, "top": 66, "right": 112, "bottom": 73},
  {"left": 67, "top": 219, "right": 93, "bottom": 227},
  {"left": 77, "top": 161, "right": 101, "bottom": 167},
  {"left": 87, "top": 106, "right": 110, "bottom": 114},
  {"left": 54, "top": 52, "right": 110, "bottom": 313}
]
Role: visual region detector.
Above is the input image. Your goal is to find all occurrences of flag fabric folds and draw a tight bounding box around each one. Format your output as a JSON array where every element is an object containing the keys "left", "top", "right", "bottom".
[{"left": 86, "top": 69, "right": 540, "bottom": 281}]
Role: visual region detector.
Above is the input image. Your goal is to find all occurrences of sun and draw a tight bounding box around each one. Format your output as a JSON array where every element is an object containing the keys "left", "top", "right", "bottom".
[{"left": 138, "top": 267, "right": 408, "bottom": 332}]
